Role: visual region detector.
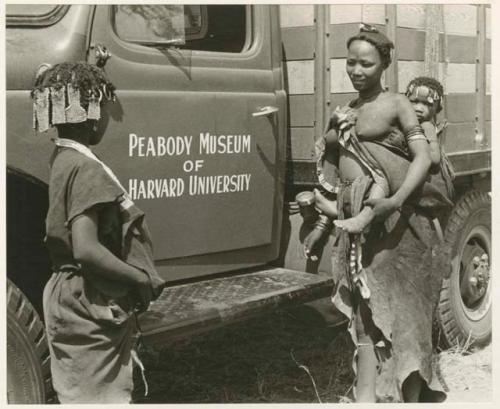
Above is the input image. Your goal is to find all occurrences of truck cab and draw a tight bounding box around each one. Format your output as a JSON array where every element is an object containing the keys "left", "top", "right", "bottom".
[{"left": 7, "top": 4, "right": 287, "bottom": 281}]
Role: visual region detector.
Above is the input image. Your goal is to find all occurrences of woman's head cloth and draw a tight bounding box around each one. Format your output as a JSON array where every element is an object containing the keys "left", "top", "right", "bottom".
[
  {"left": 347, "top": 24, "right": 394, "bottom": 68},
  {"left": 31, "top": 62, "right": 116, "bottom": 133}
]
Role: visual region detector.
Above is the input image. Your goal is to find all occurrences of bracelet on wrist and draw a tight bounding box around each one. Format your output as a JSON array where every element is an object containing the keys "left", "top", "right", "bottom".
[{"left": 315, "top": 214, "right": 332, "bottom": 231}]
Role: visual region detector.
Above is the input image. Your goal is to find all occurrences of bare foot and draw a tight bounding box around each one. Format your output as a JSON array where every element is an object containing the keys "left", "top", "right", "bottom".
[
  {"left": 314, "top": 189, "right": 338, "bottom": 218},
  {"left": 334, "top": 206, "right": 374, "bottom": 234}
]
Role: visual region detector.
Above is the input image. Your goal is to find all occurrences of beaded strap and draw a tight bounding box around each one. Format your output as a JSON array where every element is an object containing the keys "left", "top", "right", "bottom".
[{"left": 315, "top": 135, "right": 338, "bottom": 194}]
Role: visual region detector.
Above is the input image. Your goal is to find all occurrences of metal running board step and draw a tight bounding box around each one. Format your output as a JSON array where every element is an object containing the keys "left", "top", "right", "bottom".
[{"left": 138, "top": 268, "right": 333, "bottom": 346}]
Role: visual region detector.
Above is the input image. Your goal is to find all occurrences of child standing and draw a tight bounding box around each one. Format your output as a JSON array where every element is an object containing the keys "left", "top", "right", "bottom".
[{"left": 33, "top": 62, "right": 165, "bottom": 403}]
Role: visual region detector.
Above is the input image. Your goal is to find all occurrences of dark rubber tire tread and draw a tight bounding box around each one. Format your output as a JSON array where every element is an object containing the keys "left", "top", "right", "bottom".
[
  {"left": 7, "top": 279, "right": 54, "bottom": 403},
  {"left": 437, "top": 190, "right": 491, "bottom": 349}
]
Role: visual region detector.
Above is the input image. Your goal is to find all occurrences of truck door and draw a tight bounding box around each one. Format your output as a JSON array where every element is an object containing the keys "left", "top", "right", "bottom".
[{"left": 88, "top": 5, "right": 286, "bottom": 280}]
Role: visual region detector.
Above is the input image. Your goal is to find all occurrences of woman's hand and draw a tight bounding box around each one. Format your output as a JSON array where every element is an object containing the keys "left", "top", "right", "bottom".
[
  {"left": 304, "top": 227, "right": 326, "bottom": 261},
  {"left": 363, "top": 196, "right": 401, "bottom": 220}
]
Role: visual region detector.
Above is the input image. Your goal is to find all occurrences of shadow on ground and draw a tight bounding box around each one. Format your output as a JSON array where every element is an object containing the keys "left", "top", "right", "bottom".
[{"left": 133, "top": 305, "right": 354, "bottom": 403}]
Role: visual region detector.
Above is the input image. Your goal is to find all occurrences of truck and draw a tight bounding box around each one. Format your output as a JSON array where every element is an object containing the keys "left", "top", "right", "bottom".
[{"left": 5, "top": 3, "right": 491, "bottom": 403}]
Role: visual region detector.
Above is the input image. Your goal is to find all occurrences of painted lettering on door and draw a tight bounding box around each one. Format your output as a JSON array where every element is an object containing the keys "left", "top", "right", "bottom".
[{"left": 127, "top": 133, "right": 253, "bottom": 199}]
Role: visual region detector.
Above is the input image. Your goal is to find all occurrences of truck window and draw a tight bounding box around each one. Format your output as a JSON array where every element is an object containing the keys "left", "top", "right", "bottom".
[
  {"left": 113, "top": 5, "right": 248, "bottom": 53},
  {"left": 6, "top": 5, "right": 68, "bottom": 26}
]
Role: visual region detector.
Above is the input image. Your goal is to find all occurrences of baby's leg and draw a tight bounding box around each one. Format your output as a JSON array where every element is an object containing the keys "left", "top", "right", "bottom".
[
  {"left": 313, "top": 189, "right": 338, "bottom": 218},
  {"left": 334, "top": 183, "right": 385, "bottom": 234}
]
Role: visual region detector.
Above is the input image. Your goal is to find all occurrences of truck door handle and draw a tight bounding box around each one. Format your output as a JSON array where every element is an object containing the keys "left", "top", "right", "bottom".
[{"left": 252, "top": 106, "right": 279, "bottom": 117}]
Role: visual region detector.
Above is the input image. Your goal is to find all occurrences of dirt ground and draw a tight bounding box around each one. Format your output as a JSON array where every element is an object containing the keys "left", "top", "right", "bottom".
[
  {"left": 438, "top": 343, "right": 492, "bottom": 402},
  {"left": 133, "top": 306, "right": 491, "bottom": 403}
]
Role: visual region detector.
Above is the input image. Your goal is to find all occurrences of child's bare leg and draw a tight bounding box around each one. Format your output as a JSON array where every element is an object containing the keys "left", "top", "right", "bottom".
[
  {"left": 313, "top": 189, "right": 338, "bottom": 218},
  {"left": 334, "top": 184, "right": 385, "bottom": 233}
]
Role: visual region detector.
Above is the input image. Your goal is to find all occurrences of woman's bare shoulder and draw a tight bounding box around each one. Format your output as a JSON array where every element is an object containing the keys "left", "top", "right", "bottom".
[
  {"left": 386, "top": 92, "right": 417, "bottom": 119},
  {"left": 381, "top": 91, "right": 410, "bottom": 105},
  {"left": 373, "top": 92, "right": 411, "bottom": 113}
]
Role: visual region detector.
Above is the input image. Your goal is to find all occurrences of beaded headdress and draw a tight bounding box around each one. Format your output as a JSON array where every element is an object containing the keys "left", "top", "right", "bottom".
[
  {"left": 406, "top": 83, "right": 442, "bottom": 107},
  {"left": 405, "top": 76, "right": 444, "bottom": 112},
  {"left": 31, "top": 62, "right": 116, "bottom": 133}
]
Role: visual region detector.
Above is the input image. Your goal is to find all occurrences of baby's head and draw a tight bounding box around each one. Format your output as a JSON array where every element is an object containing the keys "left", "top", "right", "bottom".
[{"left": 405, "top": 77, "right": 443, "bottom": 123}]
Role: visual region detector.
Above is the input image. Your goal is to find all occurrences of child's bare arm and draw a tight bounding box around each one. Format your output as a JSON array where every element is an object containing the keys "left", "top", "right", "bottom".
[
  {"left": 421, "top": 121, "right": 440, "bottom": 165},
  {"left": 71, "top": 208, "right": 156, "bottom": 306}
]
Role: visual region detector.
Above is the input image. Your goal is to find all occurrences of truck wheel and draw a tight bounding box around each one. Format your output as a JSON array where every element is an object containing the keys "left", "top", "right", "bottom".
[
  {"left": 7, "top": 279, "right": 53, "bottom": 403},
  {"left": 437, "top": 191, "right": 491, "bottom": 349}
]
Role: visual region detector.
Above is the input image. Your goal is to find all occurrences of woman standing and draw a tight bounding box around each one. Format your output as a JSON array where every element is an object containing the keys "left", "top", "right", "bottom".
[
  {"left": 32, "top": 62, "right": 165, "bottom": 403},
  {"left": 306, "top": 25, "right": 448, "bottom": 402}
]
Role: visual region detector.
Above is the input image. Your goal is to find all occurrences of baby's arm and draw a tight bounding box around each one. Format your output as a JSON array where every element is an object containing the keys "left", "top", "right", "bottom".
[
  {"left": 303, "top": 189, "right": 337, "bottom": 260},
  {"left": 314, "top": 188, "right": 338, "bottom": 218},
  {"left": 421, "top": 121, "right": 441, "bottom": 165}
]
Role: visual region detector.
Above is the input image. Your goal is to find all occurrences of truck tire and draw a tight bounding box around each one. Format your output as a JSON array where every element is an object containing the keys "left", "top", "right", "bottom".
[
  {"left": 437, "top": 190, "right": 491, "bottom": 349},
  {"left": 7, "top": 279, "right": 53, "bottom": 403}
]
